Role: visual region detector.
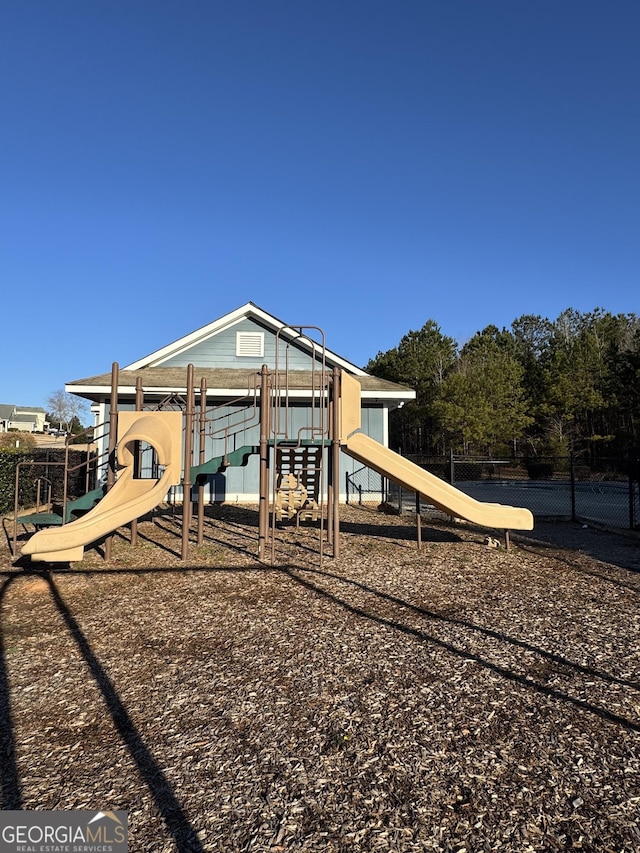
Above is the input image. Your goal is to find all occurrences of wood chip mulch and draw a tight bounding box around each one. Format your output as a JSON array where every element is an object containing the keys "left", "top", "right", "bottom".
[{"left": 1, "top": 505, "right": 639, "bottom": 852}]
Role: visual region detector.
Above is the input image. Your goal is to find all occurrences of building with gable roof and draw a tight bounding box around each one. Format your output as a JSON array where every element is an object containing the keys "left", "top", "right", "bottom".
[
  {"left": 65, "top": 303, "right": 414, "bottom": 502},
  {"left": 0, "top": 403, "right": 48, "bottom": 433}
]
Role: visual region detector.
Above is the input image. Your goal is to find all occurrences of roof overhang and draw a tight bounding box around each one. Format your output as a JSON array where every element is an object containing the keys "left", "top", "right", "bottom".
[{"left": 66, "top": 367, "right": 415, "bottom": 409}]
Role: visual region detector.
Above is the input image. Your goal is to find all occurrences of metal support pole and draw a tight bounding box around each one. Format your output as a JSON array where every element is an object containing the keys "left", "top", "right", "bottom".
[
  {"left": 415, "top": 491, "right": 422, "bottom": 550},
  {"left": 181, "top": 364, "right": 194, "bottom": 561},
  {"left": 570, "top": 452, "right": 576, "bottom": 521},
  {"left": 197, "top": 378, "right": 207, "bottom": 546},
  {"left": 12, "top": 466, "right": 20, "bottom": 558},
  {"left": 327, "top": 409, "right": 334, "bottom": 548},
  {"left": 105, "top": 362, "right": 119, "bottom": 561},
  {"left": 331, "top": 367, "right": 341, "bottom": 558},
  {"left": 258, "top": 365, "right": 270, "bottom": 561},
  {"left": 130, "top": 376, "right": 144, "bottom": 548},
  {"left": 62, "top": 440, "right": 70, "bottom": 520}
]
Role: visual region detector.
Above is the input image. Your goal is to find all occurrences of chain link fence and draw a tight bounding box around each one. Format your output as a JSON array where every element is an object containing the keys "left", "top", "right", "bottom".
[{"left": 347, "top": 452, "right": 640, "bottom": 532}]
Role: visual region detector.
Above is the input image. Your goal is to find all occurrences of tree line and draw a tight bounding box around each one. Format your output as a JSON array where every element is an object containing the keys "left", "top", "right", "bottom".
[{"left": 365, "top": 308, "right": 640, "bottom": 462}]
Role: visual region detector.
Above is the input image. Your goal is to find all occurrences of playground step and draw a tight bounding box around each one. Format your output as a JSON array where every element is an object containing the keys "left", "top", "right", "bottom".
[
  {"left": 17, "top": 487, "right": 105, "bottom": 529},
  {"left": 16, "top": 511, "right": 65, "bottom": 529},
  {"left": 190, "top": 445, "right": 260, "bottom": 482}
]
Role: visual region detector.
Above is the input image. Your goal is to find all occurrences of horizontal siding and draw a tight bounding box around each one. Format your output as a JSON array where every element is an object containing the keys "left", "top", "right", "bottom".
[
  {"left": 160, "top": 318, "right": 323, "bottom": 371},
  {"left": 192, "top": 401, "right": 328, "bottom": 501},
  {"left": 96, "top": 397, "right": 388, "bottom": 502},
  {"left": 339, "top": 405, "right": 385, "bottom": 494}
]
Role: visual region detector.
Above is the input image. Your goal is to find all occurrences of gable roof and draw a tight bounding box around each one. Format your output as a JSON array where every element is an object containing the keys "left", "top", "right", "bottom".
[
  {"left": 1, "top": 404, "right": 45, "bottom": 416},
  {"left": 124, "top": 302, "right": 368, "bottom": 376},
  {"left": 66, "top": 303, "right": 416, "bottom": 407}
]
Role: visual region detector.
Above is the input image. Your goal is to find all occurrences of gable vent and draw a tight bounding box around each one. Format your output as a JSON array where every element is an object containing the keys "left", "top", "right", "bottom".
[{"left": 236, "top": 331, "right": 264, "bottom": 357}]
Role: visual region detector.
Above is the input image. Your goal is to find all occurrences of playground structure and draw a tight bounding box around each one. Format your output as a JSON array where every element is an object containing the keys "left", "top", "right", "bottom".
[{"left": 14, "top": 337, "right": 534, "bottom": 565}]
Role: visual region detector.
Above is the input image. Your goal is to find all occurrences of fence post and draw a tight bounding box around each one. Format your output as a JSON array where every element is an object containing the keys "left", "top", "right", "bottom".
[
  {"left": 570, "top": 452, "right": 576, "bottom": 521},
  {"left": 449, "top": 449, "right": 455, "bottom": 485}
]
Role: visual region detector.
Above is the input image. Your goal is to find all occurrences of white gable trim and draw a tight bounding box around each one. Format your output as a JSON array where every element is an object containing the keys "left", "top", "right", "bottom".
[{"left": 123, "top": 302, "right": 368, "bottom": 375}]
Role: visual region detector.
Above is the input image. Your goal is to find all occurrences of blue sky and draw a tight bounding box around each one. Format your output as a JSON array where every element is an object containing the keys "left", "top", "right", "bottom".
[{"left": 2, "top": 1, "right": 638, "bottom": 412}]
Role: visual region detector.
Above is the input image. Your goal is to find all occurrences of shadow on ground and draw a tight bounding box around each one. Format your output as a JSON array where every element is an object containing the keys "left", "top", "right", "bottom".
[{"left": 516, "top": 520, "right": 640, "bottom": 574}]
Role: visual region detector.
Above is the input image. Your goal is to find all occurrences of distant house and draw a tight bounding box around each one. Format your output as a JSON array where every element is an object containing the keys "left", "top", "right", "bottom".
[
  {"left": 0, "top": 405, "right": 13, "bottom": 433},
  {"left": 0, "top": 403, "right": 47, "bottom": 433},
  {"left": 65, "top": 302, "right": 415, "bottom": 502}
]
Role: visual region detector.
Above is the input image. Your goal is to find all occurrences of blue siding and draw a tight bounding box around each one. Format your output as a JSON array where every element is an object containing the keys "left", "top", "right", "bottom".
[
  {"left": 160, "top": 318, "right": 323, "bottom": 371},
  {"left": 99, "top": 379, "right": 388, "bottom": 502},
  {"left": 191, "top": 400, "right": 331, "bottom": 501},
  {"left": 339, "top": 406, "right": 385, "bottom": 497},
  {"left": 192, "top": 402, "right": 262, "bottom": 500}
]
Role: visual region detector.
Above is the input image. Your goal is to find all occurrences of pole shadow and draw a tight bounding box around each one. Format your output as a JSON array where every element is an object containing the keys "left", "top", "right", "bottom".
[
  {"left": 43, "top": 573, "right": 206, "bottom": 852},
  {"left": 281, "top": 564, "right": 640, "bottom": 733},
  {"left": 0, "top": 573, "right": 23, "bottom": 809}
]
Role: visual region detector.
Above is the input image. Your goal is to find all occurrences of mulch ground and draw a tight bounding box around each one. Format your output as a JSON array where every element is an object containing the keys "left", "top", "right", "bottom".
[{"left": 1, "top": 505, "right": 639, "bottom": 852}]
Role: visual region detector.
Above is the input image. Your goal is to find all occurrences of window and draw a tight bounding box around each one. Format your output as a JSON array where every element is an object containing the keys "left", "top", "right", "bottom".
[{"left": 236, "top": 331, "right": 264, "bottom": 357}]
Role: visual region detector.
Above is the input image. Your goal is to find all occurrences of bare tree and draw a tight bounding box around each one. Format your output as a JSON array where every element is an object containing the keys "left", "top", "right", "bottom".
[{"left": 46, "top": 390, "right": 87, "bottom": 433}]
